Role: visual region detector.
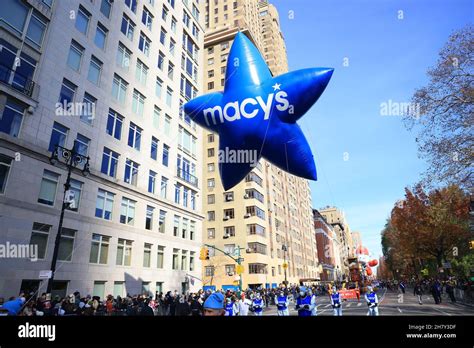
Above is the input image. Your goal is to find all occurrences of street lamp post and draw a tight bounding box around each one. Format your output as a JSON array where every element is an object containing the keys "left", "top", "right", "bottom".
[
  {"left": 46, "top": 144, "right": 90, "bottom": 295},
  {"left": 282, "top": 244, "right": 288, "bottom": 286}
]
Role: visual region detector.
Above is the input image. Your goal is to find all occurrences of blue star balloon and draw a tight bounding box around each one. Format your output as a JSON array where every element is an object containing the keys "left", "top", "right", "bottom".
[{"left": 184, "top": 32, "right": 333, "bottom": 190}]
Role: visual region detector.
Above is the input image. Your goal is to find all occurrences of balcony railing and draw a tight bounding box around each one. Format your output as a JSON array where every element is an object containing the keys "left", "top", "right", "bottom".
[
  {"left": 177, "top": 167, "right": 198, "bottom": 187},
  {"left": 0, "top": 63, "right": 35, "bottom": 97}
]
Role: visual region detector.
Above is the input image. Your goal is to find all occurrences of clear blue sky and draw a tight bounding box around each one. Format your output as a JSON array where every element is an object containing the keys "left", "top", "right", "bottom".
[{"left": 272, "top": 0, "right": 473, "bottom": 260}]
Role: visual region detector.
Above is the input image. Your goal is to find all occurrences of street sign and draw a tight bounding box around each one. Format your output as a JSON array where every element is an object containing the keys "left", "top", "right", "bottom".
[
  {"left": 443, "top": 262, "right": 451, "bottom": 269},
  {"left": 236, "top": 265, "right": 244, "bottom": 275},
  {"left": 39, "top": 270, "right": 52, "bottom": 279}
]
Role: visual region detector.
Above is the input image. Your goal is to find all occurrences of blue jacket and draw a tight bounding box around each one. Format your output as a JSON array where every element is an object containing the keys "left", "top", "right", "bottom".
[{"left": 2, "top": 298, "right": 23, "bottom": 315}]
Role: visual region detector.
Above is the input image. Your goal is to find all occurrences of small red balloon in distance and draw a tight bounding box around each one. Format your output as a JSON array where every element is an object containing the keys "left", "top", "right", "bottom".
[
  {"left": 366, "top": 266, "right": 373, "bottom": 276},
  {"left": 368, "top": 259, "right": 378, "bottom": 267}
]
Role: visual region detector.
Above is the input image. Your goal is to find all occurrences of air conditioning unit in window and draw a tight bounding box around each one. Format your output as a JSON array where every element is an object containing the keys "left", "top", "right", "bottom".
[
  {"left": 244, "top": 194, "right": 249, "bottom": 199},
  {"left": 244, "top": 213, "right": 251, "bottom": 218},
  {"left": 223, "top": 232, "right": 230, "bottom": 239},
  {"left": 223, "top": 216, "right": 230, "bottom": 221}
]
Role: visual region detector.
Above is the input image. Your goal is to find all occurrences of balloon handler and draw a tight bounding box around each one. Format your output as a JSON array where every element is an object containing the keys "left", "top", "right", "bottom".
[
  {"left": 365, "top": 286, "right": 379, "bottom": 316},
  {"left": 295, "top": 286, "right": 317, "bottom": 316}
]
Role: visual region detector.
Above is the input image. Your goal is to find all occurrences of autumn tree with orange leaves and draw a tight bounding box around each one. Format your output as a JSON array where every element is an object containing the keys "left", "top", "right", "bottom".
[{"left": 382, "top": 184, "right": 470, "bottom": 278}]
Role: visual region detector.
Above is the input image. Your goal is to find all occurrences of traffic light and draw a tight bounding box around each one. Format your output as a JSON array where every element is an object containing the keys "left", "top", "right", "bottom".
[{"left": 199, "top": 247, "right": 209, "bottom": 260}]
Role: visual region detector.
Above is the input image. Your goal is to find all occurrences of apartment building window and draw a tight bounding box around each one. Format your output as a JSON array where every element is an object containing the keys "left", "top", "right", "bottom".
[
  {"left": 153, "top": 106, "right": 161, "bottom": 128},
  {"left": 116, "top": 42, "right": 132, "bottom": 70},
  {"left": 37, "top": 170, "right": 59, "bottom": 206},
  {"left": 181, "top": 250, "right": 187, "bottom": 270},
  {"left": 207, "top": 163, "right": 215, "bottom": 172},
  {"left": 58, "top": 228, "right": 76, "bottom": 261},
  {"left": 95, "top": 22, "right": 108, "bottom": 49},
  {"left": 157, "top": 51, "right": 165, "bottom": 70},
  {"left": 171, "top": 16, "right": 177, "bottom": 32},
  {"left": 207, "top": 228, "right": 215, "bottom": 239},
  {"left": 101, "top": 148, "right": 119, "bottom": 177},
  {"left": 155, "top": 77, "right": 163, "bottom": 97},
  {"left": 89, "top": 234, "right": 110, "bottom": 264},
  {"left": 174, "top": 184, "right": 181, "bottom": 204},
  {"left": 205, "top": 266, "right": 214, "bottom": 277},
  {"left": 116, "top": 239, "right": 133, "bottom": 266},
  {"left": 183, "top": 187, "right": 188, "bottom": 207},
  {"left": 148, "top": 170, "right": 156, "bottom": 194},
  {"left": 164, "top": 115, "right": 171, "bottom": 135},
  {"left": 75, "top": 6, "right": 90, "bottom": 35},
  {"left": 65, "top": 179, "right": 82, "bottom": 212},
  {"left": 189, "top": 251, "right": 195, "bottom": 271},
  {"left": 95, "top": 189, "right": 114, "bottom": 220},
  {"left": 207, "top": 178, "right": 215, "bottom": 188},
  {"left": 146, "top": 206, "right": 154, "bottom": 230},
  {"left": 224, "top": 192, "right": 234, "bottom": 202},
  {"left": 67, "top": 40, "right": 84, "bottom": 71},
  {"left": 0, "top": 99, "right": 24, "bottom": 138},
  {"left": 80, "top": 93, "right": 96, "bottom": 125},
  {"left": 100, "top": 0, "right": 112, "bottom": 18},
  {"left": 112, "top": 74, "right": 128, "bottom": 104},
  {"left": 208, "top": 58, "right": 214, "bottom": 65},
  {"left": 128, "top": 122, "right": 142, "bottom": 150},
  {"left": 160, "top": 177, "right": 168, "bottom": 198},
  {"left": 224, "top": 208, "right": 234, "bottom": 219},
  {"left": 224, "top": 244, "right": 235, "bottom": 255},
  {"left": 208, "top": 134, "right": 215, "bottom": 143},
  {"left": 59, "top": 79, "right": 77, "bottom": 105},
  {"left": 120, "top": 197, "right": 136, "bottom": 225},
  {"left": 225, "top": 265, "right": 235, "bottom": 275},
  {"left": 125, "top": 0, "right": 137, "bottom": 13},
  {"left": 150, "top": 137, "right": 159, "bottom": 160},
  {"left": 170, "top": 38, "right": 176, "bottom": 56},
  {"left": 207, "top": 194, "right": 215, "bottom": 204},
  {"left": 0, "top": 155, "right": 12, "bottom": 194},
  {"left": 190, "top": 221, "right": 195, "bottom": 241},
  {"left": 87, "top": 56, "right": 102, "bottom": 85},
  {"left": 162, "top": 144, "right": 169, "bottom": 166},
  {"left": 160, "top": 27, "right": 167, "bottom": 45},
  {"left": 30, "top": 223, "right": 51, "bottom": 259},
  {"left": 48, "top": 122, "right": 68, "bottom": 152},
  {"left": 247, "top": 224, "right": 266, "bottom": 237},
  {"left": 132, "top": 89, "right": 145, "bottom": 116},
  {"left": 249, "top": 263, "right": 267, "bottom": 274},
  {"left": 135, "top": 60, "right": 148, "bottom": 85},
  {"left": 142, "top": 7, "right": 153, "bottom": 30},
  {"left": 166, "top": 88, "right": 173, "bottom": 107},
  {"left": 168, "top": 62, "right": 174, "bottom": 80},
  {"left": 181, "top": 219, "right": 188, "bottom": 239},
  {"left": 121, "top": 15, "right": 135, "bottom": 41},
  {"left": 124, "top": 159, "right": 139, "bottom": 186},
  {"left": 172, "top": 248, "right": 179, "bottom": 270},
  {"left": 139, "top": 32, "right": 151, "bottom": 56},
  {"left": 191, "top": 191, "right": 196, "bottom": 210},
  {"left": 207, "top": 211, "right": 215, "bottom": 221},
  {"left": 245, "top": 172, "right": 263, "bottom": 186},
  {"left": 245, "top": 188, "right": 264, "bottom": 203},
  {"left": 106, "top": 109, "right": 123, "bottom": 140},
  {"left": 207, "top": 148, "right": 215, "bottom": 157},
  {"left": 157, "top": 246, "right": 164, "bottom": 268},
  {"left": 246, "top": 206, "right": 265, "bottom": 220},
  {"left": 224, "top": 226, "right": 235, "bottom": 238},
  {"left": 74, "top": 134, "right": 90, "bottom": 157},
  {"left": 207, "top": 82, "right": 214, "bottom": 90},
  {"left": 143, "top": 243, "right": 152, "bottom": 268},
  {"left": 248, "top": 242, "right": 267, "bottom": 255},
  {"left": 159, "top": 210, "right": 166, "bottom": 233}
]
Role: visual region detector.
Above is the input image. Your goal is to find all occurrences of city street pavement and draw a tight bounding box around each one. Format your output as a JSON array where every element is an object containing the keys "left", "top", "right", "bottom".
[{"left": 261, "top": 289, "right": 474, "bottom": 316}]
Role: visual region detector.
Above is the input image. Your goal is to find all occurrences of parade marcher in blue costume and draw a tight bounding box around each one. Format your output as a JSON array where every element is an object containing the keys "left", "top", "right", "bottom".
[
  {"left": 330, "top": 286, "right": 342, "bottom": 316},
  {"left": 295, "top": 286, "right": 317, "bottom": 316},
  {"left": 252, "top": 293, "right": 264, "bottom": 316},
  {"left": 275, "top": 290, "right": 289, "bottom": 316},
  {"left": 365, "top": 286, "right": 379, "bottom": 316}
]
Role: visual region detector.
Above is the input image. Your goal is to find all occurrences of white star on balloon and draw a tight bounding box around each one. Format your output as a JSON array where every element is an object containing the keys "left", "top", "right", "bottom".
[{"left": 272, "top": 83, "right": 281, "bottom": 91}]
